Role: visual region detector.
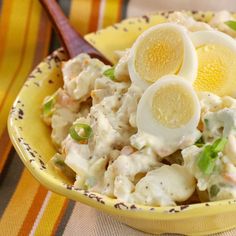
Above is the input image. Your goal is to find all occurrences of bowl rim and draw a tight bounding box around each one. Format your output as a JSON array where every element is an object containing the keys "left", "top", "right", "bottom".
[{"left": 7, "top": 12, "right": 236, "bottom": 220}]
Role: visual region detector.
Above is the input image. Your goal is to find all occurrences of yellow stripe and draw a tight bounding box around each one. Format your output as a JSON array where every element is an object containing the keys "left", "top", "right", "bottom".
[
  {"left": 0, "top": 0, "right": 42, "bottom": 137},
  {"left": 33, "top": 193, "right": 67, "bottom": 236},
  {"left": 70, "top": 0, "right": 93, "bottom": 35},
  {"left": 0, "top": 0, "right": 32, "bottom": 92},
  {"left": 102, "top": 0, "right": 120, "bottom": 28},
  {"left": 0, "top": 169, "right": 40, "bottom": 235}
]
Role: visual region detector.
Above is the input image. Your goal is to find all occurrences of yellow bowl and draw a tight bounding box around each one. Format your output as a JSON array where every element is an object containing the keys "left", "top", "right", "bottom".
[{"left": 8, "top": 11, "right": 236, "bottom": 235}]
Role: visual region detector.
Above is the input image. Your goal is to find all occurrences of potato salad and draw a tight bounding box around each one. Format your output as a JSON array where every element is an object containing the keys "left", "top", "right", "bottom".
[{"left": 42, "top": 11, "right": 236, "bottom": 206}]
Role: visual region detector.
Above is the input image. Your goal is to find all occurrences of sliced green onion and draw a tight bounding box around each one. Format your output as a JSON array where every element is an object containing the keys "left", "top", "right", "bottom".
[
  {"left": 197, "top": 145, "right": 216, "bottom": 175},
  {"left": 69, "top": 123, "right": 93, "bottom": 142},
  {"left": 50, "top": 154, "right": 76, "bottom": 181},
  {"left": 195, "top": 137, "right": 204, "bottom": 148},
  {"left": 103, "top": 66, "right": 115, "bottom": 80},
  {"left": 204, "top": 118, "right": 210, "bottom": 129},
  {"left": 197, "top": 138, "right": 227, "bottom": 175},
  {"left": 210, "top": 184, "right": 220, "bottom": 197},
  {"left": 84, "top": 176, "right": 96, "bottom": 189},
  {"left": 218, "top": 182, "right": 231, "bottom": 188},
  {"left": 52, "top": 154, "right": 66, "bottom": 167},
  {"left": 211, "top": 137, "right": 228, "bottom": 153},
  {"left": 225, "top": 20, "right": 236, "bottom": 31},
  {"left": 43, "top": 95, "right": 56, "bottom": 117}
]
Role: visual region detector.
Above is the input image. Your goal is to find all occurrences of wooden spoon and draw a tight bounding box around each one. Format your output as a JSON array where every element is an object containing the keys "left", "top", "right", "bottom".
[{"left": 39, "top": 0, "right": 111, "bottom": 65}]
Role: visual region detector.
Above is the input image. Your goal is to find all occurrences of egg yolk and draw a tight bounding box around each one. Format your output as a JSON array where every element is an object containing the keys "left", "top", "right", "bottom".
[
  {"left": 152, "top": 84, "right": 195, "bottom": 128},
  {"left": 194, "top": 44, "right": 236, "bottom": 96},
  {"left": 134, "top": 28, "right": 184, "bottom": 83}
]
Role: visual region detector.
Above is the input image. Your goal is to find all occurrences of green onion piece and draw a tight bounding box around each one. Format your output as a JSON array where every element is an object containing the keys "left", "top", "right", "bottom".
[
  {"left": 211, "top": 137, "right": 228, "bottom": 153},
  {"left": 218, "top": 182, "right": 230, "bottom": 188},
  {"left": 195, "top": 137, "right": 204, "bottom": 147},
  {"left": 225, "top": 20, "right": 236, "bottom": 31},
  {"left": 69, "top": 123, "right": 93, "bottom": 142},
  {"left": 51, "top": 154, "right": 76, "bottom": 181},
  {"left": 197, "top": 145, "right": 216, "bottom": 175},
  {"left": 43, "top": 96, "right": 56, "bottom": 117},
  {"left": 210, "top": 184, "right": 220, "bottom": 197},
  {"left": 197, "top": 138, "right": 227, "bottom": 175},
  {"left": 103, "top": 67, "right": 115, "bottom": 80},
  {"left": 52, "top": 154, "right": 66, "bottom": 167},
  {"left": 204, "top": 118, "right": 210, "bottom": 129},
  {"left": 84, "top": 176, "right": 96, "bottom": 189}
]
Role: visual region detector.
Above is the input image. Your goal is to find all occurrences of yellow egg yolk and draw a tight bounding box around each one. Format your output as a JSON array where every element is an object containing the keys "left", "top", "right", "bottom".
[
  {"left": 194, "top": 44, "right": 236, "bottom": 96},
  {"left": 134, "top": 28, "right": 184, "bottom": 83},
  {"left": 152, "top": 84, "right": 195, "bottom": 128}
]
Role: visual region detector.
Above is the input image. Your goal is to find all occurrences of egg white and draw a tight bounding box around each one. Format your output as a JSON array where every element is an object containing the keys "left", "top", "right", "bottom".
[{"left": 191, "top": 30, "right": 236, "bottom": 51}]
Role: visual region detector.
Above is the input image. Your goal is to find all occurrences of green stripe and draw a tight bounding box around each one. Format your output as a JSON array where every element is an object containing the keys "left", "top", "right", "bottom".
[
  {"left": 0, "top": 0, "right": 2, "bottom": 12},
  {"left": 0, "top": 150, "right": 24, "bottom": 217},
  {"left": 49, "top": 0, "right": 72, "bottom": 53},
  {"left": 121, "top": 0, "right": 130, "bottom": 19},
  {"left": 58, "top": 0, "right": 71, "bottom": 17},
  {"left": 55, "top": 200, "right": 76, "bottom": 235},
  {"left": 49, "top": 31, "right": 61, "bottom": 54}
]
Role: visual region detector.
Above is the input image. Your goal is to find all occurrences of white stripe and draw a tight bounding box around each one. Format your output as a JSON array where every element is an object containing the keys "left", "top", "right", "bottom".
[
  {"left": 29, "top": 191, "right": 52, "bottom": 236},
  {"left": 97, "top": 0, "right": 106, "bottom": 30}
]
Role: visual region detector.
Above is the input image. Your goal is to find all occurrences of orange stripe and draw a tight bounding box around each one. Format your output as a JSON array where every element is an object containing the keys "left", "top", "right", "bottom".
[
  {"left": 52, "top": 200, "right": 69, "bottom": 235},
  {"left": 0, "top": 0, "right": 33, "bottom": 113},
  {"left": 18, "top": 186, "right": 48, "bottom": 236},
  {"left": 89, "top": 0, "right": 101, "bottom": 32},
  {"left": 117, "top": 0, "right": 123, "bottom": 22},
  {"left": 0, "top": 0, "right": 13, "bottom": 68},
  {"left": 70, "top": 0, "right": 93, "bottom": 35}
]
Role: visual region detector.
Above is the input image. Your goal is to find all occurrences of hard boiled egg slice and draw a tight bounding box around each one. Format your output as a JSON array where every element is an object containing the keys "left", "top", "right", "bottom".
[
  {"left": 128, "top": 23, "right": 198, "bottom": 89},
  {"left": 136, "top": 75, "right": 201, "bottom": 148},
  {"left": 192, "top": 30, "right": 236, "bottom": 96}
]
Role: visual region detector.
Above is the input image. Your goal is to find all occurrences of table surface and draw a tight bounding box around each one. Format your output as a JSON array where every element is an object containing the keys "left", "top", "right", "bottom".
[{"left": 1, "top": 0, "right": 236, "bottom": 235}]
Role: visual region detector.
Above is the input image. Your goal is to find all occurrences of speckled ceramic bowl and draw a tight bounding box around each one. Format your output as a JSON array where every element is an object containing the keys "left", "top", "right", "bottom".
[{"left": 8, "top": 11, "right": 236, "bottom": 235}]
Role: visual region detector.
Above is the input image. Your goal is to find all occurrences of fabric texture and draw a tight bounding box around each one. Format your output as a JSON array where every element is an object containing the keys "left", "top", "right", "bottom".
[{"left": 1, "top": 0, "right": 236, "bottom": 235}]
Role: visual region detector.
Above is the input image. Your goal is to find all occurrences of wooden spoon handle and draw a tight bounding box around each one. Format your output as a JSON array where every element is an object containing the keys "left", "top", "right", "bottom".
[{"left": 39, "top": 0, "right": 111, "bottom": 64}]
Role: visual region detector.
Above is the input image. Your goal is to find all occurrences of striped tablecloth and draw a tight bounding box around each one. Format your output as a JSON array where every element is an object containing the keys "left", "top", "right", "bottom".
[{"left": 1, "top": 1, "right": 236, "bottom": 235}]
